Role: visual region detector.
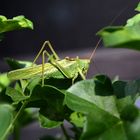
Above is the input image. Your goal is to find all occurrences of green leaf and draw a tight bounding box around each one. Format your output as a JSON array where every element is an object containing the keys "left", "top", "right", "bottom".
[
  {"left": 116, "top": 96, "right": 140, "bottom": 122},
  {"left": 6, "top": 87, "right": 29, "bottom": 104},
  {"left": 97, "top": 123, "right": 127, "bottom": 140},
  {"left": 70, "top": 112, "right": 85, "bottom": 127},
  {"left": 25, "top": 77, "right": 41, "bottom": 94},
  {"left": 94, "top": 75, "right": 114, "bottom": 96},
  {"left": 0, "top": 104, "right": 14, "bottom": 140},
  {"left": 0, "top": 73, "right": 10, "bottom": 92},
  {"left": 135, "top": 2, "right": 140, "bottom": 12},
  {"left": 65, "top": 76, "right": 119, "bottom": 117},
  {"left": 5, "top": 58, "right": 33, "bottom": 70},
  {"left": 81, "top": 112, "right": 121, "bottom": 140},
  {"left": 39, "top": 114, "right": 62, "bottom": 128},
  {"left": 81, "top": 95, "right": 140, "bottom": 140},
  {"left": 44, "top": 78, "right": 74, "bottom": 90},
  {"left": 125, "top": 79, "right": 140, "bottom": 98},
  {"left": 120, "top": 105, "right": 139, "bottom": 122},
  {"left": 116, "top": 96, "right": 133, "bottom": 114},
  {"left": 20, "top": 79, "right": 29, "bottom": 92},
  {"left": 65, "top": 91, "right": 96, "bottom": 113},
  {"left": 97, "top": 13, "right": 140, "bottom": 51},
  {"left": 64, "top": 76, "right": 140, "bottom": 139},
  {"left": 98, "top": 25, "right": 140, "bottom": 50},
  {"left": 27, "top": 84, "right": 72, "bottom": 121},
  {"left": 113, "top": 79, "right": 140, "bottom": 99},
  {"left": 125, "top": 116, "right": 140, "bottom": 140},
  {"left": 113, "top": 81, "right": 127, "bottom": 98},
  {"left": 80, "top": 90, "right": 140, "bottom": 140},
  {"left": 126, "top": 14, "right": 140, "bottom": 27},
  {"left": 0, "top": 15, "right": 33, "bottom": 34}
]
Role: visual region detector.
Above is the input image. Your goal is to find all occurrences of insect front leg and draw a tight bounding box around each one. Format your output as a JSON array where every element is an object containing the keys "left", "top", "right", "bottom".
[{"left": 41, "top": 50, "right": 57, "bottom": 86}]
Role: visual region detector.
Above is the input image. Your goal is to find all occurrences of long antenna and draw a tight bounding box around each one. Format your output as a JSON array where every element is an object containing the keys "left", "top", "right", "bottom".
[{"left": 89, "top": 5, "right": 129, "bottom": 61}]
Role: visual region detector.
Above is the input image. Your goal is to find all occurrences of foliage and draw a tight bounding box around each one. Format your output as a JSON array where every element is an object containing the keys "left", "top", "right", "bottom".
[
  {"left": 0, "top": 15, "right": 33, "bottom": 41},
  {"left": 0, "top": 104, "right": 14, "bottom": 140},
  {"left": 97, "top": 2, "right": 140, "bottom": 51},
  {"left": 1, "top": 3, "right": 140, "bottom": 140}
]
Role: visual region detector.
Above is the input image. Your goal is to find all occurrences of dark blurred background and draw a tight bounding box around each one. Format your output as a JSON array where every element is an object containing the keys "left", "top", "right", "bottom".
[{"left": 0, "top": 0, "right": 139, "bottom": 59}]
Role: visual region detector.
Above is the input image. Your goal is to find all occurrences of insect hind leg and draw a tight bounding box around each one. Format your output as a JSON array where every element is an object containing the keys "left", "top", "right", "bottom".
[{"left": 32, "top": 41, "right": 60, "bottom": 66}]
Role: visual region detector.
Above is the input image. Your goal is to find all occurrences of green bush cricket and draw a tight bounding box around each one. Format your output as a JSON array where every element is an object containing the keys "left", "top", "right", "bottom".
[{"left": 7, "top": 41, "right": 95, "bottom": 86}]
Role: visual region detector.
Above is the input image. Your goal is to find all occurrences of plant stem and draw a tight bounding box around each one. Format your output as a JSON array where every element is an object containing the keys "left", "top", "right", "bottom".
[
  {"left": 61, "top": 124, "right": 70, "bottom": 140},
  {"left": 13, "top": 123, "right": 20, "bottom": 140},
  {"left": 1, "top": 101, "right": 27, "bottom": 140}
]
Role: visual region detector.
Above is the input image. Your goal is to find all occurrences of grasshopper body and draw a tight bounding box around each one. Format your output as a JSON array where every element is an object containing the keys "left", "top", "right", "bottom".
[
  {"left": 7, "top": 58, "right": 90, "bottom": 80},
  {"left": 7, "top": 41, "right": 90, "bottom": 84}
]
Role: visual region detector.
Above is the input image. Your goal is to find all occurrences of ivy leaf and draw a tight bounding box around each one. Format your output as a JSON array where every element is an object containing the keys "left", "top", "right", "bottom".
[
  {"left": 79, "top": 90, "right": 140, "bottom": 140},
  {"left": 125, "top": 79, "right": 140, "bottom": 98},
  {"left": 27, "top": 84, "right": 72, "bottom": 122},
  {"left": 113, "top": 79, "right": 140, "bottom": 100},
  {"left": 125, "top": 116, "right": 140, "bottom": 140},
  {"left": 135, "top": 2, "right": 140, "bottom": 12},
  {"left": 0, "top": 104, "right": 14, "bottom": 140},
  {"left": 5, "top": 58, "right": 33, "bottom": 70},
  {"left": 120, "top": 104, "right": 139, "bottom": 122},
  {"left": 70, "top": 112, "right": 85, "bottom": 127},
  {"left": 44, "top": 78, "right": 74, "bottom": 90},
  {"left": 0, "top": 73, "right": 10, "bottom": 92},
  {"left": 65, "top": 75, "right": 119, "bottom": 117},
  {"left": 97, "top": 13, "right": 140, "bottom": 51},
  {"left": 126, "top": 14, "right": 140, "bottom": 27},
  {"left": 39, "top": 114, "right": 62, "bottom": 128},
  {"left": 93, "top": 75, "right": 114, "bottom": 96},
  {"left": 0, "top": 15, "right": 33, "bottom": 34},
  {"left": 6, "top": 87, "right": 29, "bottom": 104},
  {"left": 81, "top": 112, "right": 121, "bottom": 140},
  {"left": 116, "top": 96, "right": 133, "bottom": 113},
  {"left": 113, "top": 81, "right": 127, "bottom": 98}
]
